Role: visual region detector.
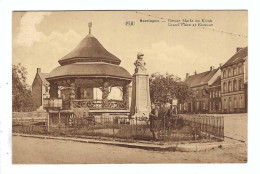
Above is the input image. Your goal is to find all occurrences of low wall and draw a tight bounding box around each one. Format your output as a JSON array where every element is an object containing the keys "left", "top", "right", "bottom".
[
  {"left": 180, "top": 113, "right": 247, "bottom": 118},
  {"left": 13, "top": 112, "right": 48, "bottom": 119}
]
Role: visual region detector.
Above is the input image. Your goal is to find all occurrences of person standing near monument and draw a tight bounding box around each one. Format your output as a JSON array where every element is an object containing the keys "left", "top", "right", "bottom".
[{"left": 149, "top": 104, "right": 159, "bottom": 140}]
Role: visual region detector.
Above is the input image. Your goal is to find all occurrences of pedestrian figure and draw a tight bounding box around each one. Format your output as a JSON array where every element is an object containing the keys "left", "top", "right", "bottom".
[
  {"left": 162, "top": 102, "right": 171, "bottom": 134},
  {"left": 149, "top": 104, "right": 159, "bottom": 141}
]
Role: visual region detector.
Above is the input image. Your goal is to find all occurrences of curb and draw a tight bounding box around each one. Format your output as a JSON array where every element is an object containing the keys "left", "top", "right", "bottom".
[{"left": 12, "top": 133, "right": 245, "bottom": 152}]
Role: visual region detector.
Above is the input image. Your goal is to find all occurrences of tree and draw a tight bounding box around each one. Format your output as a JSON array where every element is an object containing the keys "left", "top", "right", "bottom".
[
  {"left": 149, "top": 72, "right": 194, "bottom": 105},
  {"left": 12, "top": 63, "right": 34, "bottom": 112}
]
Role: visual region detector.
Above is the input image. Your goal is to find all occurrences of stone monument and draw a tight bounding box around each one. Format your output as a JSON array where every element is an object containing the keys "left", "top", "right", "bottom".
[{"left": 130, "top": 52, "right": 151, "bottom": 118}]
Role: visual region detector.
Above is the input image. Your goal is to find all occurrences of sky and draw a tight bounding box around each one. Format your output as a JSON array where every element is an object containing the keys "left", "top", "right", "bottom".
[{"left": 12, "top": 11, "right": 248, "bottom": 86}]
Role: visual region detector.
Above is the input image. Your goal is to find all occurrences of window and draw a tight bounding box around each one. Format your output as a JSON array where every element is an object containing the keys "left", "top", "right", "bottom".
[
  {"left": 213, "top": 101, "right": 215, "bottom": 110},
  {"left": 197, "top": 102, "right": 200, "bottom": 110},
  {"left": 224, "top": 99, "right": 227, "bottom": 109},
  {"left": 210, "top": 92, "right": 212, "bottom": 98},
  {"left": 240, "top": 96, "right": 243, "bottom": 108},
  {"left": 203, "top": 101, "right": 206, "bottom": 109},
  {"left": 229, "top": 97, "right": 232, "bottom": 109},
  {"left": 233, "top": 80, "right": 237, "bottom": 91},
  {"left": 213, "top": 90, "right": 215, "bottom": 98},
  {"left": 228, "top": 81, "right": 232, "bottom": 92},
  {"left": 223, "top": 82, "right": 227, "bottom": 93},
  {"left": 234, "top": 97, "right": 237, "bottom": 108},
  {"left": 238, "top": 79, "right": 243, "bottom": 90},
  {"left": 228, "top": 69, "right": 232, "bottom": 77},
  {"left": 233, "top": 67, "right": 237, "bottom": 76},
  {"left": 238, "top": 65, "right": 243, "bottom": 74},
  {"left": 223, "top": 70, "right": 226, "bottom": 78},
  {"left": 209, "top": 102, "right": 212, "bottom": 110}
]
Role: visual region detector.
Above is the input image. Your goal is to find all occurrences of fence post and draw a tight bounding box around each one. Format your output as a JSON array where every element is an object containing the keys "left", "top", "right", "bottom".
[
  {"left": 58, "top": 109, "right": 61, "bottom": 124},
  {"left": 222, "top": 116, "right": 224, "bottom": 140},
  {"left": 194, "top": 127, "right": 197, "bottom": 142},
  {"left": 136, "top": 116, "right": 137, "bottom": 136},
  {"left": 113, "top": 117, "right": 115, "bottom": 139},
  {"left": 47, "top": 112, "right": 50, "bottom": 132},
  {"left": 164, "top": 115, "right": 166, "bottom": 136},
  {"left": 216, "top": 117, "right": 220, "bottom": 137}
]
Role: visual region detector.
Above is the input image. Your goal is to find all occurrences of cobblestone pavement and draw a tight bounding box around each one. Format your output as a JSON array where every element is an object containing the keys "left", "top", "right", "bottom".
[{"left": 12, "top": 136, "right": 247, "bottom": 164}]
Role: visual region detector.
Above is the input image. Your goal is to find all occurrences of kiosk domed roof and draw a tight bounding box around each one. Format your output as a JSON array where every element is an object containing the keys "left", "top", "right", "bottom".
[
  {"left": 58, "top": 34, "right": 121, "bottom": 66},
  {"left": 47, "top": 62, "right": 132, "bottom": 81}
]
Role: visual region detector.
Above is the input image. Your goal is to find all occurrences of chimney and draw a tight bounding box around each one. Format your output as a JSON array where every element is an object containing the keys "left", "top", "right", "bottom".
[
  {"left": 194, "top": 70, "right": 197, "bottom": 75},
  {"left": 186, "top": 73, "right": 189, "bottom": 78},
  {"left": 37, "top": 68, "right": 41, "bottom": 74},
  {"left": 236, "top": 47, "right": 243, "bottom": 52},
  {"left": 219, "top": 63, "right": 222, "bottom": 67},
  {"left": 210, "top": 66, "right": 213, "bottom": 71}
]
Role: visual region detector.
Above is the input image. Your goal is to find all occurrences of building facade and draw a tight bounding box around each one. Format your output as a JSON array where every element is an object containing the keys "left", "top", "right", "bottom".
[
  {"left": 179, "top": 67, "right": 221, "bottom": 114},
  {"left": 32, "top": 68, "right": 50, "bottom": 110},
  {"left": 220, "top": 47, "right": 248, "bottom": 113},
  {"left": 209, "top": 76, "right": 222, "bottom": 114}
]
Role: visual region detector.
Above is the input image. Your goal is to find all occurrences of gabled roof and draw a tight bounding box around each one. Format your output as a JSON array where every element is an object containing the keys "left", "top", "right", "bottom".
[
  {"left": 58, "top": 34, "right": 121, "bottom": 66},
  {"left": 222, "top": 47, "right": 248, "bottom": 68},
  {"left": 185, "top": 68, "right": 219, "bottom": 88},
  {"left": 38, "top": 73, "right": 49, "bottom": 86},
  {"left": 209, "top": 75, "right": 221, "bottom": 87}
]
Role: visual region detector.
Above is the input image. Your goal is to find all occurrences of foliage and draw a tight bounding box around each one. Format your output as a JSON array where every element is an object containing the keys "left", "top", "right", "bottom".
[
  {"left": 12, "top": 63, "right": 34, "bottom": 112},
  {"left": 149, "top": 72, "right": 194, "bottom": 105}
]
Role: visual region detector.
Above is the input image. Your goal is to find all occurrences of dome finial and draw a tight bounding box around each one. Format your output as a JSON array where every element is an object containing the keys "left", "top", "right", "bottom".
[{"left": 88, "top": 22, "right": 92, "bottom": 34}]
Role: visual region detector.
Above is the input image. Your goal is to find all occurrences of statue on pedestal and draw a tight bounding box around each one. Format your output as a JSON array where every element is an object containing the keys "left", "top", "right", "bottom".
[
  {"left": 134, "top": 52, "right": 147, "bottom": 73},
  {"left": 130, "top": 52, "right": 151, "bottom": 122}
]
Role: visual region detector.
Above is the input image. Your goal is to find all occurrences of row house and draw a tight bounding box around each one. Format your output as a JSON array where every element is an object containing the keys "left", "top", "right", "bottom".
[
  {"left": 208, "top": 76, "right": 222, "bottom": 113},
  {"left": 32, "top": 68, "right": 50, "bottom": 110},
  {"left": 32, "top": 68, "right": 63, "bottom": 111},
  {"left": 220, "top": 47, "right": 248, "bottom": 113},
  {"left": 179, "top": 67, "right": 221, "bottom": 114}
]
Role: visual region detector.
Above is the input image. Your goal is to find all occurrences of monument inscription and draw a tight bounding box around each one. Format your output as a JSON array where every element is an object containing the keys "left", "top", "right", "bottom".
[
  {"left": 130, "top": 52, "right": 151, "bottom": 118},
  {"left": 139, "top": 77, "right": 148, "bottom": 108}
]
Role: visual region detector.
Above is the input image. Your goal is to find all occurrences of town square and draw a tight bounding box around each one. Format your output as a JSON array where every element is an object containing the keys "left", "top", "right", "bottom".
[{"left": 11, "top": 10, "right": 247, "bottom": 164}]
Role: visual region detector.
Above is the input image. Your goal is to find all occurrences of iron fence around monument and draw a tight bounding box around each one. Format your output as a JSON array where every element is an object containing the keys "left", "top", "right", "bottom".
[
  {"left": 12, "top": 114, "right": 224, "bottom": 142},
  {"left": 180, "top": 114, "right": 224, "bottom": 140}
]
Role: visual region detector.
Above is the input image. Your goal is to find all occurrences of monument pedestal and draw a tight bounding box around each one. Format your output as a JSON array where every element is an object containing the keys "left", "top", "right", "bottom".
[{"left": 130, "top": 71, "right": 151, "bottom": 119}]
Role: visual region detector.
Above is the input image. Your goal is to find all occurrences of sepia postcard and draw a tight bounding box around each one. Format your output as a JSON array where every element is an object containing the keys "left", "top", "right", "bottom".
[{"left": 12, "top": 10, "right": 248, "bottom": 164}]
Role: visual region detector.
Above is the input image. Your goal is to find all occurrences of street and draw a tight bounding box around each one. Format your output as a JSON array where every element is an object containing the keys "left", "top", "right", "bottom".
[{"left": 12, "top": 136, "right": 246, "bottom": 164}]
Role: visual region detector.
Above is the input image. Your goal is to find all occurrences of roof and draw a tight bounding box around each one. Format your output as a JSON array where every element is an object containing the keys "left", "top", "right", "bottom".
[
  {"left": 185, "top": 69, "right": 219, "bottom": 88},
  {"left": 46, "top": 62, "right": 132, "bottom": 81},
  {"left": 222, "top": 47, "right": 248, "bottom": 68},
  {"left": 58, "top": 34, "right": 121, "bottom": 66},
  {"left": 38, "top": 73, "right": 49, "bottom": 86},
  {"left": 209, "top": 75, "right": 221, "bottom": 87}
]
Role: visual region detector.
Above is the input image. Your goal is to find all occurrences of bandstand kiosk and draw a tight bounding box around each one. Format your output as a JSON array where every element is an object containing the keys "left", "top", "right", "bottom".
[{"left": 43, "top": 23, "right": 132, "bottom": 126}]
